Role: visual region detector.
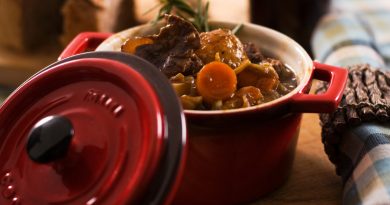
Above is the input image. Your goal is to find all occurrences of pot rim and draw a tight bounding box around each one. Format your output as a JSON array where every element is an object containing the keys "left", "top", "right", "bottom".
[{"left": 96, "top": 20, "right": 314, "bottom": 115}]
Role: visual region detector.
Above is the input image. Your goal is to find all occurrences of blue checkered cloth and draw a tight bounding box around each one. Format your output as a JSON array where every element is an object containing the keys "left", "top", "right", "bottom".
[
  {"left": 312, "top": 0, "right": 390, "bottom": 204},
  {"left": 342, "top": 124, "right": 390, "bottom": 204}
]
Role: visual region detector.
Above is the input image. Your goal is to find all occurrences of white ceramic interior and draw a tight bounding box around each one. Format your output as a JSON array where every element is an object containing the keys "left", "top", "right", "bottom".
[{"left": 96, "top": 21, "right": 313, "bottom": 114}]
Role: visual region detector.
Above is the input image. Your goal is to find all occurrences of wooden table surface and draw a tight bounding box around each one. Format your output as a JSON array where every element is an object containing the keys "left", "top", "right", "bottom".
[{"left": 252, "top": 113, "right": 342, "bottom": 205}]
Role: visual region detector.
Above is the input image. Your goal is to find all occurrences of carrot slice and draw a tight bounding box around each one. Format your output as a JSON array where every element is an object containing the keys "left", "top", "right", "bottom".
[
  {"left": 121, "top": 37, "right": 153, "bottom": 54},
  {"left": 196, "top": 61, "right": 237, "bottom": 103}
]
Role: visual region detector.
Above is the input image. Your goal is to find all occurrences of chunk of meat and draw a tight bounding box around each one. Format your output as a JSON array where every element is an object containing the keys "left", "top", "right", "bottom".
[
  {"left": 265, "top": 58, "right": 296, "bottom": 83},
  {"left": 236, "top": 86, "right": 264, "bottom": 106},
  {"left": 129, "top": 14, "right": 204, "bottom": 77},
  {"left": 221, "top": 86, "right": 263, "bottom": 109},
  {"left": 196, "top": 29, "right": 248, "bottom": 68},
  {"left": 243, "top": 42, "right": 264, "bottom": 64}
]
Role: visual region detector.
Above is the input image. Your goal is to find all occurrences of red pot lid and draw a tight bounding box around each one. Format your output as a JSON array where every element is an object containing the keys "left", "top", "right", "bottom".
[{"left": 0, "top": 52, "right": 186, "bottom": 205}]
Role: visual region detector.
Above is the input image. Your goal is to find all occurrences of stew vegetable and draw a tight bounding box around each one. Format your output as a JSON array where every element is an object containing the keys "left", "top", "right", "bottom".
[{"left": 121, "top": 15, "right": 298, "bottom": 110}]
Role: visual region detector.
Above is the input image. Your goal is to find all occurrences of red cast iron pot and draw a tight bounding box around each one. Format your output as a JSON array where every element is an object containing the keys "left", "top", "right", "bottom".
[{"left": 0, "top": 21, "right": 348, "bottom": 205}]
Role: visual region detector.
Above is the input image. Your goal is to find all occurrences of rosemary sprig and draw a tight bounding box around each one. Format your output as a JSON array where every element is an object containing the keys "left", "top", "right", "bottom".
[
  {"left": 231, "top": 23, "right": 243, "bottom": 35},
  {"left": 149, "top": 0, "right": 210, "bottom": 32},
  {"left": 148, "top": 0, "right": 243, "bottom": 34},
  {"left": 193, "top": 0, "right": 209, "bottom": 32}
]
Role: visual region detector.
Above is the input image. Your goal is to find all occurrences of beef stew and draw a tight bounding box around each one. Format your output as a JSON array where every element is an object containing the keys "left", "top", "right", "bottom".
[{"left": 121, "top": 15, "right": 298, "bottom": 110}]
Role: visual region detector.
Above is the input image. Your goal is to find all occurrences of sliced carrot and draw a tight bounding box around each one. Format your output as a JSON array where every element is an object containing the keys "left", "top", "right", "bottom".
[
  {"left": 121, "top": 37, "right": 153, "bottom": 54},
  {"left": 196, "top": 61, "right": 237, "bottom": 103}
]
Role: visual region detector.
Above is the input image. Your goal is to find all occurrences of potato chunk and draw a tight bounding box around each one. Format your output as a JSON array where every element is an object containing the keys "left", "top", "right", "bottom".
[
  {"left": 196, "top": 29, "right": 248, "bottom": 68},
  {"left": 237, "top": 62, "right": 280, "bottom": 93}
]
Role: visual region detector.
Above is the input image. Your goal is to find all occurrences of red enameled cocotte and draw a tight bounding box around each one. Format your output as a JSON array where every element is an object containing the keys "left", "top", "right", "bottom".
[{"left": 0, "top": 21, "right": 348, "bottom": 205}]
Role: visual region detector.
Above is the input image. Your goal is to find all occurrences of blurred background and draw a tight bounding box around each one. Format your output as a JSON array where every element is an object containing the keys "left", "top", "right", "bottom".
[{"left": 0, "top": 0, "right": 329, "bottom": 94}]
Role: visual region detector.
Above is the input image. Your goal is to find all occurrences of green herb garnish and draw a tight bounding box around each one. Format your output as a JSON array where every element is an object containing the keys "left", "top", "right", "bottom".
[
  {"left": 146, "top": 0, "right": 244, "bottom": 34},
  {"left": 147, "top": 0, "right": 210, "bottom": 32},
  {"left": 231, "top": 23, "right": 243, "bottom": 35}
]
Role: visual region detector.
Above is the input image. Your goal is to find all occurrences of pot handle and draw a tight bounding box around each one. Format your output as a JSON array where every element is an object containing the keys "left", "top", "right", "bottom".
[
  {"left": 290, "top": 62, "right": 348, "bottom": 113},
  {"left": 58, "top": 32, "right": 112, "bottom": 61}
]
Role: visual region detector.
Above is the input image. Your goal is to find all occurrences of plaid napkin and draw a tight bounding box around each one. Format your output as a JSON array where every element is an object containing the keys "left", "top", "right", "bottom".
[
  {"left": 342, "top": 124, "right": 390, "bottom": 205},
  {"left": 312, "top": 0, "right": 390, "bottom": 204}
]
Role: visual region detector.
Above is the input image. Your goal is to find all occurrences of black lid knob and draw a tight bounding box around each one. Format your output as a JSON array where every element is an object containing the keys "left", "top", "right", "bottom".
[{"left": 26, "top": 116, "right": 74, "bottom": 163}]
